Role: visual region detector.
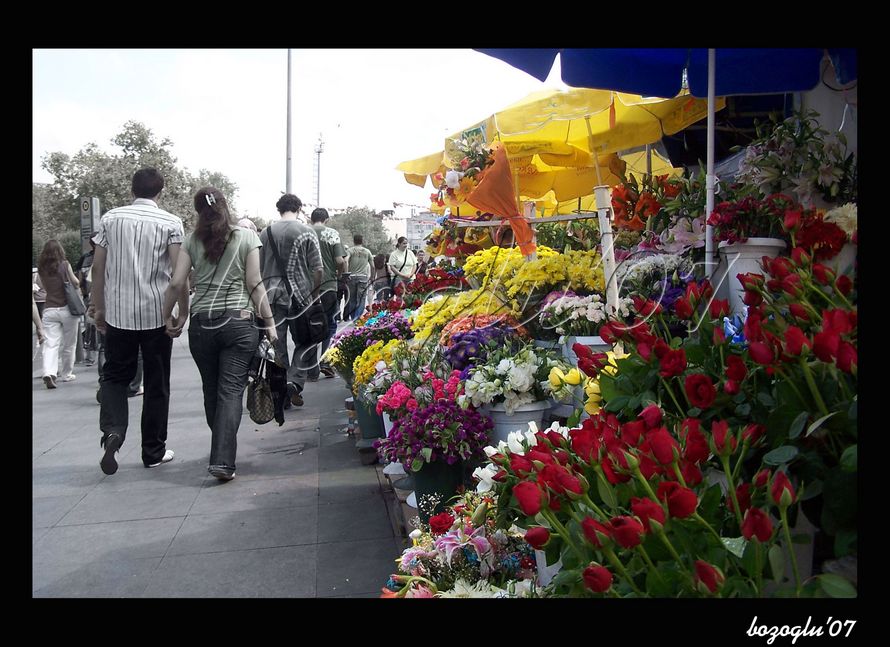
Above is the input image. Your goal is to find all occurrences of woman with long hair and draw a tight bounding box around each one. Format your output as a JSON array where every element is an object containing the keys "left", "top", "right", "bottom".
[
  {"left": 162, "top": 187, "right": 277, "bottom": 481},
  {"left": 37, "top": 239, "right": 81, "bottom": 389},
  {"left": 387, "top": 236, "right": 417, "bottom": 293},
  {"left": 371, "top": 253, "right": 392, "bottom": 302}
]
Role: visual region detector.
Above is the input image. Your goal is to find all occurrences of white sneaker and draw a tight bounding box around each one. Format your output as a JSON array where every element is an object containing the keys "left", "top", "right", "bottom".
[
  {"left": 146, "top": 450, "right": 174, "bottom": 468},
  {"left": 60, "top": 374, "right": 77, "bottom": 382}
]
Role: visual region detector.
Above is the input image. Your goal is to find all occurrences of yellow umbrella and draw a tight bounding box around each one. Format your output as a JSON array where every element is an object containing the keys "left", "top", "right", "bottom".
[{"left": 621, "top": 149, "right": 684, "bottom": 179}]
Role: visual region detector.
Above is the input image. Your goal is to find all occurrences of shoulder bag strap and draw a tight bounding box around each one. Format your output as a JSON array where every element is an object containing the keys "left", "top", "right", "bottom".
[{"left": 266, "top": 225, "right": 294, "bottom": 298}]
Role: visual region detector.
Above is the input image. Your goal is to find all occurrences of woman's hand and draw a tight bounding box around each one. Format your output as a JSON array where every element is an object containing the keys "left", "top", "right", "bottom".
[{"left": 165, "top": 314, "right": 185, "bottom": 338}]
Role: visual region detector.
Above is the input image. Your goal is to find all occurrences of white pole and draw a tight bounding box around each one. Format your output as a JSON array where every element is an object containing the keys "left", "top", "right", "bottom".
[
  {"left": 586, "top": 115, "right": 619, "bottom": 315},
  {"left": 705, "top": 48, "right": 716, "bottom": 278},
  {"left": 286, "top": 49, "right": 293, "bottom": 194}
]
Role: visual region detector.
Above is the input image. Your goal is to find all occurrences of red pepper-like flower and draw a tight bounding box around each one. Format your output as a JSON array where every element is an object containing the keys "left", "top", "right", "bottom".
[
  {"left": 639, "top": 404, "right": 663, "bottom": 429},
  {"left": 685, "top": 374, "right": 716, "bottom": 409},
  {"left": 771, "top": 471, "right": 796, "bottom": 507},
  {"left": 741, "top": 507, "right": 774, "bottom": 542},
  {"left": 513, "top": 481, "right": 545, "bottom": 516},
  {"left": 631, "top": 496, "right": 666, "bottom": 533},
  {"left": 657, "top": 481, "right": 698, "bottom": 518},
  {"left": 658, "top": 348, "right": 688, "bottom": 378},
  {"left": 581, "top": 516, "right": 612, "bottom": 548},
  {"left": 711, "top": 419, "right": 737, "bottom": 455},
  {"left": 524, "top": 526, "right": 551, "bottom": 549},
  {"left": 583, "top": 564, "right": 613, "bottom": 593},
  {"left": 428, "top": 512, "right": 455, "bottom": 536},
  {"left": 609, "top": 516, "right": 645, "bottom": 548},
  {"left": 694, "top": 560, "right": 725, "bottom": 594},
  {"left": 648, "top": 427, "right": 679, "bottom": 466},
  {"left": 784, "top": 326, "right": 812, "bottom": 357}
]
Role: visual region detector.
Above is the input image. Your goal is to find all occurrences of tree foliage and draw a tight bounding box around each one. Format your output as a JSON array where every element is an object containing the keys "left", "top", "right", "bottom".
[
  {"left": 36, "top": 121, "right": 239, "bottom": 238},
  {"left": 328, "top": 206, "right": 395, "bottom": 256}
]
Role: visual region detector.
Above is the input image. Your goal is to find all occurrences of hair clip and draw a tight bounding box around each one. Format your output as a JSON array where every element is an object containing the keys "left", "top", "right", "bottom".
[{"left": 206, "top": 193, "right": 217, "bottom": 206}]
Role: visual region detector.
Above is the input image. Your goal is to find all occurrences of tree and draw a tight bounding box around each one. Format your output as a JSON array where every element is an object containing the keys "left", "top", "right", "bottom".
[
  {"left": 328, "top": 206, "right": 395, "bottom": 256},
  {"left": 36, "top": 121, "right": 238, "bottom": 237}
]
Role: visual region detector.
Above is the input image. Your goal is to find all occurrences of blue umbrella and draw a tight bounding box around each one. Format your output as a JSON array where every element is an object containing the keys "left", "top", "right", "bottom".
[{"left": 476, "top": 48, "right": 857, "bottom": 276}]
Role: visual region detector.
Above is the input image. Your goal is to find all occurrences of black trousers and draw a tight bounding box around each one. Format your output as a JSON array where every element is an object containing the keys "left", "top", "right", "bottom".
[{"left": 99, "top": 325, "right": 172, "bottom": 466}]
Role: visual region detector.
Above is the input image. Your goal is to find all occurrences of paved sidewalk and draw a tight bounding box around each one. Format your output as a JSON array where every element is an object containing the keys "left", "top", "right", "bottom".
[{"left": 32, "top": 327, "right": 403, "bottom": 597}]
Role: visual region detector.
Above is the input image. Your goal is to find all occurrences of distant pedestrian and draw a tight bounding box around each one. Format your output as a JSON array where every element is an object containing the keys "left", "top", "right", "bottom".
[
  {"left": 91, "top": 168, "right": 183, "bottom": 475},
  {"left": 309, "top": 207, "right": 345, "bottom": 379},
  {"left": 75, "top": 235, "right": 98, "bottom": 366},
  {"left": 32, "top": 295, "right": 46, "bottom": 345},
  {"left": 345, "top": 234, "right": 372, "bottom": 320},
  {"left": 33, "top": 269, "right": 46, "bottom": 317},
  {"left": 388, "top": 236, "right": 417, "bottom": 292},
  {"left": 259, "top": 193, "right": 323, "bottom": 411},
  {"left": 371, "top": 254, "right": 392, "bottom": 302},
  {"left": 37, "top": 239, "right": 80, "bottom": 389},
  {"left": 163, "top": 187, "right": 277, "bottom": 482}
]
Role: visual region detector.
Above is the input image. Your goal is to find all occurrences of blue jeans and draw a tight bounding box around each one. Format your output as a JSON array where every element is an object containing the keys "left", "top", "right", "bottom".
[
  {"left": 309, "top": 290, "right": 339, "bottom": 378},
  {"left": 346, "top": 276, "right": 369, "bottom": 321},
  {"left": 188, "top": 315, "right": 259, "bottom": 470},
  {"left": 99, "top": 325, "right": 172, "bottom": 466},
  {"left": 271, "top": 303, "right": 315, "bottom": 388}
]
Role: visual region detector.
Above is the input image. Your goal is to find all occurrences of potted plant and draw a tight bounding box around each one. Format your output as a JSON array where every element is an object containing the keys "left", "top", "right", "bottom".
[{"left": 374, "top": 400, "right": 493, "bottom": 523}]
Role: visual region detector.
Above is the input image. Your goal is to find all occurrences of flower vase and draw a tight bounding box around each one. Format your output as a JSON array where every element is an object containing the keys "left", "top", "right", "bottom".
[
  {"left": 532, "top": 339, "right": 561, "bottom": 351},
  {"left": 561, "top": 335, "right": 611, "bottom": 365},
  {"left": 717, "top": 238, "right": 787, "bottom": 316},
  {"left": 411, "top": 459, "right": 464, "bottom": 524},
  {"left": 354, "top": 396, "right": 384, "bottom": 441},
  {"left": 380, "top": 411, "right": 406, "bottom": 476},
  {"left": 481, "top": 400, "right": 551, "bottom": 445}
]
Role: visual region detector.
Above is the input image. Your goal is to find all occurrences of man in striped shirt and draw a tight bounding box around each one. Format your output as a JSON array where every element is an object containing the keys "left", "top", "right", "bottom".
[{"left": 90, "top": 168, "right": 184, "bottom": 475}]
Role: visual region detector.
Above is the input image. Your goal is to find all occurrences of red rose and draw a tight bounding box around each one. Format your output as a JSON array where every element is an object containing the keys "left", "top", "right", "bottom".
[
  {"left": 582, "top": 564, "right": 613, "bottom": 593},
  {"left": 510, "top": 453, "right": 534, "bottom": 477},
  {"left": 741, "top": 507, "right": 774, "bottom": 542},
  {"left": 609, "top": 516, "right": 644, "bottom": 548},
  {"left": 744, "top": 310, "right": 764, "bottom": 342},
  {"left": 791, "top": 246, "right": 811, "bottom": 266},
  {"left": 713, "top": 327, "right": 727, "bottom": 345},
  {"left": 680, "top": 461, "right": 703, "bottom": 486},
  {"left": 599, "top": 323, "right": 618, "bottom": 344},
  {"left": 783, "top": 210, "right": 802, "bottom": 232},
  {"left": 685, "top": 374, "right": 716, "bottom": 409},
  {"left": 639, "top": 404, "right": 663, "bottom": 429},
  {"left": 682, "top": 426, "right": 710, "bottom": 464},
  {"left": 653, "top": 337, "right": 671, "bottom": 359},
  {"left": 631, "top": 496, "right": 666, "bottom": 533},
  {"left": 725, "top": 354, "right": 747, "bottom": 381},
  {"left": 771, "top": 471, "right": 796, "bottom": 507},
  {"left": 694, "top": 560, "right": 725, "bottom": 594},
  {"left": 748, "top": 341, "right": 775, "bottom": 365},
  {"left": 601, "top": 458, "right": 630, "bottom": 485},
  {"left": 754, "top": 468, "right": 771, "bottom": 489},
  {"left": 513, "top": 481, "right": 545, "bottom": 516},
  {"left": 674, "top": 296, "right": 694, "bottom": 320},
  {"left": 709, "top": 299, "right": 730, "bottom": 320},
  {"left": 524, "top": 526, "right": 551, "bottom": 549},
  {"left": 727, "top": 482, "right": 751, "bottom": 515},
  {"left": 658, "top": 348, "right": 687, "bottom": 378},
  {"left": 737, "top": 273, "right": 764, "bottom": 292},
  {"left": 822, "top": 309, "right": 854, "bottom": 335},
  {"left": 428, "top": 512, "right": 455, "bottom": 535},
  {"left": 637, "top": 452, "right": 661, "bottom": 480},
  {"left": 781, "top": 274, "right": 803, "bottom": 298},
  {"left": 711, "top": 419, "right": 737, "bottom": 455},
  {"left": 768, "top": 256, "right": 793, "bottom": 280},
  {"left": 836, "top": 342, "right": 857, "bottom": 373},
  {"left": 657, "top": 481, "right": 698, "bottom": 518},
  {"left": 813, "top": 331, "right": 840, "bottom": 362},
  {"left": 812, "top": 263, "right": 836, "bottom": 286},
  {"left": 742, "top": 424, "right": 766, "bottom": 445},
  {"left": 648, "top": 427, "right": 678, "bottom": 466},
  {"left": 784, "top": 326, "right": 812, "bottom": 356},
  {"left": 581, "top": 516, "right": 612, "bottom": 548},
  {"left": 569, "top": 427, "right": 600, "bottom": 464},
  {"left": 527, "top": 448, "right": 555, "bottom": 466},
  {"left": 743, "top": 289, "right": 764, "bottom": 307},
  {"left": 620, "top": 420, "right": 646, "bottom": 447},
  {"left": 789, "top": 303, "right": 810, "bottom": 322},
  {"left": 836, "top": 275, "right": 853, "bottom": 296},
  {"left": 724, "top": 379, "right": 740, "bottom": 395}
]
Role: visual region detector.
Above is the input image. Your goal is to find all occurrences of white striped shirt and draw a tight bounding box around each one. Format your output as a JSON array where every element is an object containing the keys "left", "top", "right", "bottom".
[{"left": 93, "top": 198, "right": 184, "bottom": 330}]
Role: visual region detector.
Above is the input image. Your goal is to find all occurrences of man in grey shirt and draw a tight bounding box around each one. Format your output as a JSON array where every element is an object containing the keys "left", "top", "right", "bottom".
[
  {"left": 345, "top": 234, "right": 373, "bottom": 320},
  {"left": 259, "top": 194, "right": 323, "bottom": 407}
]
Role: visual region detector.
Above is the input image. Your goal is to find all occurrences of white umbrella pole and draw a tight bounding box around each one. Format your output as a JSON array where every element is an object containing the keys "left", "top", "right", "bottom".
[
  {"left": 586, "top": 115, "right": 619, "bottom": 315},
  {"left": 705, "top": 48, "right": 717, "bottom": 279}
]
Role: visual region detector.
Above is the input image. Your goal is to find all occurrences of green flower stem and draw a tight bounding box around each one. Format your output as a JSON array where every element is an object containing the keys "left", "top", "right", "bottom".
[
  {"left": 636, "top": 545, "right": 664, "bottom": 582},
  {"left": 693, "top": 512, "right": 727, "bottom": 546},
  {"left": 603, "top": 545, "right": 644, "bottom": 595},
  {"left": 541, "top": 508, "right": 586, "bottom": 562},
  {"left": 671, "top": 462, "right": 688, "bottom": 488},
  {"left": 396, "top": 576, "right": 438, "bottom": 597},
  {"left": 581, "top": 492, "right": 609, "bottom": 519},
  {"left": 720, "top": 455, "right": 745, "bottom": 529},
  {"left": 753, "top": 540, "right": 763, "bottom": 597},
  {"left": 772, "top": 366, "right": 810, "bottom": 410},
  {"left": 654, "top": 527, "right": 684, "bottom": 564},
  {"left": 837, "top": 373, "right": 853, "bottom": 402},
  {"left": 832, "top": 285, "right": 854, "bottom": 310},
  {"left": 731, "top": 441, "right": 750, "bottom": 483},
  {"left": 799, "top": 357, "right": 830, "bottom": 417},
  {"left": 659, "top": 376, "right": 686, "bottom": 416},
  {"left": 631, "top": 466, "right": 660, "bottom": 503},
  {"left": 780, "top": 507, "right": 802, "bottom": 596}
]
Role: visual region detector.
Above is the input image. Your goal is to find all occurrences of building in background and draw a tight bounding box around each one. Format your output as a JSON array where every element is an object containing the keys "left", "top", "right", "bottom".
[{"left": 406, "top": 210, "right": 438, "bottom": 251}]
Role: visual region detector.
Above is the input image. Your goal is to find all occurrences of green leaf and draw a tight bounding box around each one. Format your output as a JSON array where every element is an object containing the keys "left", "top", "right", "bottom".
[
  {"left": 741, "top": 539, "right": 760, "bottom": 577},
  {"left": 763, "top": 446, "right": 799, "bottom": 466},
  {"left": 840, "top": 445, "right": 857, "bottom": 472},
  {"left": 817, "top": 573, "right": 857, "bottom": 598},
  {"left": 599, "top": 375, "right": 618, "bottom": 402},
  {"left": 605, "top": 396, "right": 630, "bottom": 412},
  {"left": 543, "top": 536, "right": 562, "bottom": 566},
  {"left": 645, "top": 565, "right": 673, "bottom": 597},
  {"left": 768, "top": 544, "right": 785, "bottom": 583},
  {"left": 834, "top": 529, "right": 857, "bottom": 557},
  {"left": 628, "top": 395, "right": 642, "bottom": 411},
  {"left": 684, "top": 344, "right": 706, "bottom": 365},
  {"left": 639, "top": 390, "right": 657, "bottom": 406},
  {"left": 847, "top": 399, "right": 857, "bottom": 421},
  {"left": 597, "top": 474, "right": 618, "bottom": 509},
  {"left": 421, "top": 447, "right": 432, "bottom": 462},
  {"left": 800, "top": 479, "right": 822, "bottom": 501},
  {"left": 699, "top": 484, "right": 723, "bottom": 524},
  {"left": 566, "top": 410, "right": 582, "bottom": 428},
  {"left": 722, "top": 536, "right": 747, "bottom": 559},
  {"left": 757, "top": 392, "right": 776, "bottom": 408},
  {"left": 788, "top": 411, "right": 809, "bottom": 440},
  {"left": 734, "top": 403, "right": 751, "bottom": 417},
  {"left": 733, "top": 392, "right": 748, "bottom": 404},
  {"left": 550, "top": 567, "right": 581, "bottom": 591},
  {"left": 806, "top": 411, "right": 838, "bottom": 437},
  {"left": 410, "top": 457, "right": 424, "bottom": 473},
  {"left": 687, "top": 407, "right": 701, "bottom": 418},
  {"left": 615, "top": 375, "right": 633, "bottom": 393}
]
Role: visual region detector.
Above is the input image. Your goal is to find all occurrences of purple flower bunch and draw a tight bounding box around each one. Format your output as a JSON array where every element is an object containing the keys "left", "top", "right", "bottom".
[
  {"left": 375, "top": 400, "right": 493, "bottom": 472},
  {"left": 444, "top": 325, "right": 516, "bottom": 371}
]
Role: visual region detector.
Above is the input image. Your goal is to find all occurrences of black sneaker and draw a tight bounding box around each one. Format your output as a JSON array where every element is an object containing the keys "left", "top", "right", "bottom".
[
  {"left": 287, "top": 382, "right": 304, "bottom": 407},
  {"left": 100, "top": 433, "right": 122, "bottom": 475}
]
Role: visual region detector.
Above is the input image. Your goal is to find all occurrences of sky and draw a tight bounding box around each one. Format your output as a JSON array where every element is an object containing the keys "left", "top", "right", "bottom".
[{"left": 33, "top": 49, "right": 567, "bottom": 224}]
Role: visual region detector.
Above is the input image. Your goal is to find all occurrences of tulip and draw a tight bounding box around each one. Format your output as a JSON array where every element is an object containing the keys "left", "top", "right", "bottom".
[{"left": 564, "top": 368, "right": 583, "bottom": 386}]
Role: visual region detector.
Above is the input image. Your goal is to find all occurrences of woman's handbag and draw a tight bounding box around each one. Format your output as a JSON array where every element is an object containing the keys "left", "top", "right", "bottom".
[
  {"left": 246, "top": 355, "right": 275, "bottom": 424},
  {"left": 61, "top": 264, "right": 86, "bottom": 316},
  {"left": 298, "top": 299, "right": 329, "bottom": 345}
]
